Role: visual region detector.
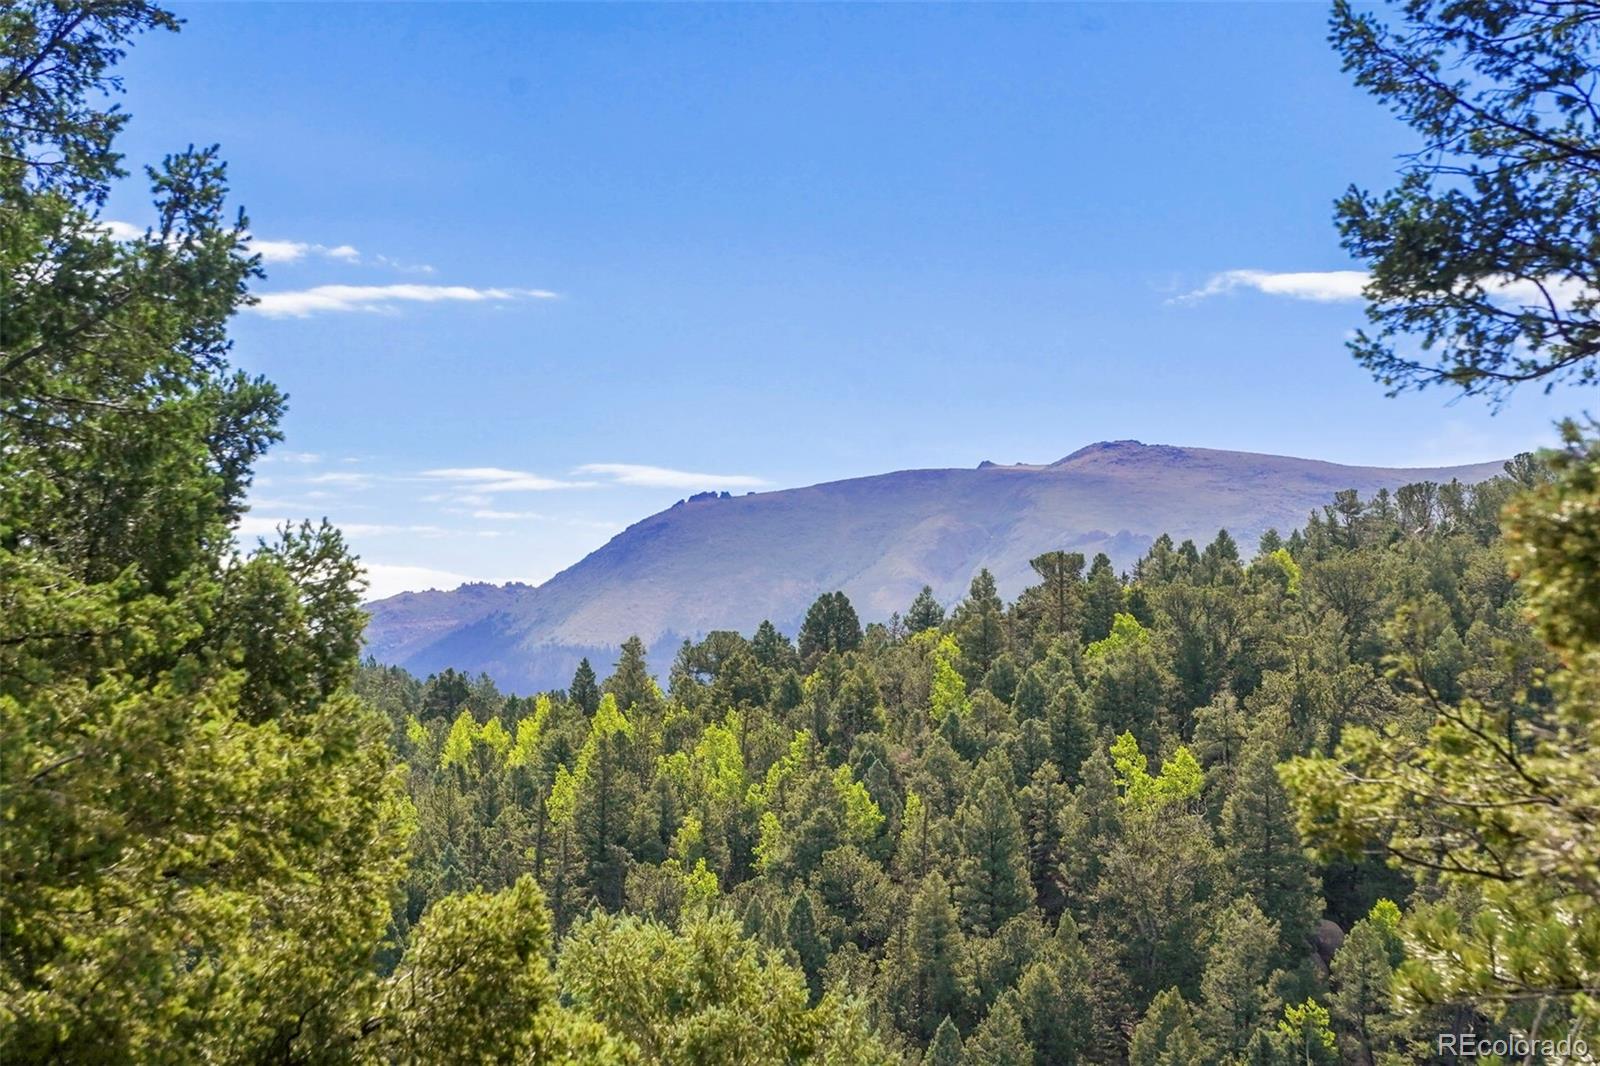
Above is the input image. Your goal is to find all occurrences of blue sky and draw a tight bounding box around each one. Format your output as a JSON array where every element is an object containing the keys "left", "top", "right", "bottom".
[{"left": 107, "top": 3, "right": 1570, "bottom": 598}]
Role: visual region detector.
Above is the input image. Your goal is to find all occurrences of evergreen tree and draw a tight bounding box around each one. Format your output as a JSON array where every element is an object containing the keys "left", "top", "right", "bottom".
[
  {"left": 1330, "top": 0, "right": 1600, "bottom": 398},
  {"left": 954, "top": 570, "right": 1008, "bottom": 681},
  {"left": 1221, "top": 732, "right": 1321, "bottom": 956},
  {"left": 604, "top": 636, "right": 658, "bottom": 715},
  {"left": 954, "top": 756, "right": 1032, "bottom": 935},
  {"left": 0, "top": 7, "right": 410, "bottom": 1057},
  {"left": 893, "top": 874, "right": 968, "bottom": 1041},
  {"left": 1128, "top": 988, "right": 1204, "bottom": 1066},
  {"left": 924, "top": 1016, "right": 965, "bottom": 1066},
  {"left": 570, "top": 657, "right": 601, "bottom": 715},
  {"left": 785, "top": 891, "right": 827, "bottom": 1003},
  {"left": 1016, "top": 956, "right": 1089, "bottom": 1065},
  {"left": 1011, "top": 667, "right": 1048, "bottom": 723},
  {"left": 907, "top": 585, "right": 948, "bottom": 634},
  {"left": 1328, "top": 900, "right": 1408, "bottom": 1066},
  {"left": 798, "top": 590, "right": 864, "bottom": 664},
  {"left": 965, "top": 992, "right": 1031, "bottom": 1066},
  {"left": 1198, "top": 898, "right": 1282, "bottom": 1063},
  {"left": 751, "top": 619, "right": 798, "bottom": 671},
  {"left": 1082, "top": 553, "right": 1122, "bottom": 645},
  {"left": 376, "top": 877, "right": 622, "bottom": 1062}
]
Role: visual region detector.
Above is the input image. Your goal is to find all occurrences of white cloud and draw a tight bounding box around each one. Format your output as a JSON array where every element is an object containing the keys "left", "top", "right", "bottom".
[
  {"left": 303, "top": 471, "right": 374, "bottom": 486},
  {"left": 421, "top": 467, "right": 594, "bottom": 492},
  {"left": 1477, "top": 274, "right": 1591, "bottom": 310},
  {"left": 341, "top": 522, "right": 452, "bottom": 537},
  {"left": 100, "top": 219, "right": 146, "bottom": 241},
  {"left": 362, "top": 563, "right": 479, "bottom": 600},
  {"left": 1176, "top": 269, "right": 1369, "bottom": 304},
  {"left": 1178, "top": 268, "right": 1592, "bottom": 311},
  {"left": 262, "top": 450, "right": 322, "bottom": 464},
  {"left": 237, "top": 515, "right": 290, "bottom": 537},
  {"left": 472, "top": 508, "right": 545, "bottom": 520},
  {"left": 248, "top": 237, "right": 364, "bottom": 264},
  {"left": 249, "top": 284, "right": 558, "bottom": 318},
  {"left": 373, "top": 253, "right": 436, "bottom": 275},
  {"left": 575, "top": 462, "right": 767, "bottom": 490}
]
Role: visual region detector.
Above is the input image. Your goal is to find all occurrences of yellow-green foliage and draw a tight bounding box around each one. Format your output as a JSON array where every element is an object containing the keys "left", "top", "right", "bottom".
[
  {"left": 505, "top": 694, "right": 552, "bottom": 768},
  {"left": 548, "top": 693, "right": 633, "bottom": 828},
  {"left": 1111, "top": 731, "right": 1202, "bottom": 810},
  {"left": 441, "top": 708, "right": 478, "bottom": 769},
  {"left": 930, "top": 634, "right": 968, "bottom": 719},
  {"left": 833, "top": 764, "right": 886, "bottom": 842},
  {"left": 1086, "top": 612, "right": 1150, "bottom": 662}
]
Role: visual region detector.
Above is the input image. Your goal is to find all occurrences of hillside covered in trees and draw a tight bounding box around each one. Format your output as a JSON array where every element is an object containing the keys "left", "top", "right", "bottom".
[
  {"left": 5, "top": 0, "right": 1600, "bottom": 1063},
  {"left": 361, "top": 443, "right": 1506, "bottom": 694},
  {"left": 359, "top": 470, "right": 1550, "bottom": 1064}
]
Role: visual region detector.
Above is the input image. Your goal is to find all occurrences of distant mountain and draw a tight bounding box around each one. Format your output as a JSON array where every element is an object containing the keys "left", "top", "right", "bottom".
[{"left": 362, "top": 441, "right": 1507, "bottom": 693}]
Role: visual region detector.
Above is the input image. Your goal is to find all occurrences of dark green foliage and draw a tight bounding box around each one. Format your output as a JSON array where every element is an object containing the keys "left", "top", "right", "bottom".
[
  {"left": 785, "top": 892, "right": 827, "bottom": 1002},
  {"left": 1331, "top": 0, "right": 1600, "bottom": 399},
  {"left": 1082, "top": 553, "right": 1122, "bottom": 645},
  {"left": 954, "top": 756, "right": 1033, "bottom": 935},
  {"left": 605, "top": 635, "right": 659, "bottom": 713},
  {"left": 965, "top": 992, "right": 1030, "bottom": 1066},
  {"left": 10, "top": 3, "right": 1594, "bottom": 1059},
  {"left": 907, "top": 585, "right": 947, "bottom": 634},
  {"left": 891, "top": 874, "right": 968, "bottom": 1041},
  {"left": 924, "top": 1016, "right": 965, "bottom": 1066},
  {"left": 798, "top": 590, "right": 864, "bottom": 664},
  {"left": 954, "top": 570, "right": 1008, "bottom": 680},
  {"left": 570, "top": 657, "right": 601, "bottom": 714},
  {"left": 1129, "top": 988, "right": 1204, "bottom": 1066}
]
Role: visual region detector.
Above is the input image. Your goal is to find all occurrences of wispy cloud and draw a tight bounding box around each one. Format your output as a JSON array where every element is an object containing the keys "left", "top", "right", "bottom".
[
  {"left": 100, "top": 219, "right": 147, "bottom": 241},
  {"left": 260, "top": 450, "right": 321, "bottom": 464},
  {"left": 1175, "top": 269, "right": 1369, "bottom": 304},
  {"left": 421, "top": 467, "right": 595, "bottom": 492},
  {"left": 250, "top": 238, "right": 361, "bottom": 264},
  {"left": 302, "top": 471, "right": 374, "bottom": 487},
  {"left": 362, "top": 563, "right": 479, "bottom": 600},
  {"left": 1178, "top": 268, "right": 1591, "bottom": 310},
  {"left": 472, "top": 508, "right": 546, "bottom": 520},
  {"left": 576, "top": 463, "right": 766, "bottom": 490},
  {"left": 250, "top": 284, "right": 558, "bottom": 318}
]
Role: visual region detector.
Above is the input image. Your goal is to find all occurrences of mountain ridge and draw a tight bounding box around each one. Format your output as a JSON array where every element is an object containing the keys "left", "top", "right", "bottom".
[{"left": 363, "top": 441, "right": 1509, "bottom": 692}]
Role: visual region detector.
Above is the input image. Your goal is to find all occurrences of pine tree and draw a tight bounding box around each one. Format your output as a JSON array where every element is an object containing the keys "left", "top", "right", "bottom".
[
  {"left": 1128, "top": 988, "right": 1204, "bottom": 1066},
  {"left": 1011, "top": 667, "right": 1048, "bottom": 723},
  {"left": 1198, "top": 898, "right": 1282, "bottom": 1062},
  {"left": 924, "top": 1016, "right": 965, "bottom": 1066},
  {"left": 798, "top": 590, "right": 864, "bottom": 664},
  {"left": 983, "top": 653, "right": 1020, "bottom": 704},
  {"left": 1045, "top": 682, "right": 1091, "bottom": 785},
  {"left": 894, "top": 874, "right": 968, "bottom": 1041},
  {"left": 907, "top": 585, "right": 948, "bottom": 634},
  {"left": 965, "top": 992, "right": 1031, "bottom": 1066},
  {"left": 570, "top": 658, "right": 601, "bottom": 715},
  {"left": 785, "top": 891, "right": 827, "bottom": 1003},
  {"left": 0, "top": 8, "right": 410, "bottom": 1057},
  {"left": 1328, "top": 900, "right": 1409, "bottom": 1065},
  {"left": 1019, "top": 551, "right": 1086, "bottom": 647},
  {"left": 1017, "top": 762, "right": 1067, "bottom": 917},
  {"left": 954, "top": 571, "right": 1008, "bottom": 681},
  {"left": 954, "top": 757, "right": 1032, "bottom": 935},
  {"left": 1221, "top": 733, "right": 1320, "bottom": 956},
  {"left": 604, "top": 636, "right": 658, "bottom": 715},
  {"left": 751, "top": 619, "right": 797, "bottom": 671},
  {"left": 1016, "top": 957, "right": 1089, "bottom": 1065},
  {"left": 1082, "top": 553, "right": 1122, "bottom": 645}
]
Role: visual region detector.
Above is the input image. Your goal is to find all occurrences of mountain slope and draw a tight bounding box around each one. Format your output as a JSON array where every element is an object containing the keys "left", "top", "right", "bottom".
[{"left": 363, "top": 441, "right": 1507, "bottom": 692}]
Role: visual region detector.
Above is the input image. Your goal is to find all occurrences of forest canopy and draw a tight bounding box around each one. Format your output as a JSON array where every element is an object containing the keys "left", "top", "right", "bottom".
[{"left": 3, "top": 0, "right": 1599, "bottom": 1063}]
